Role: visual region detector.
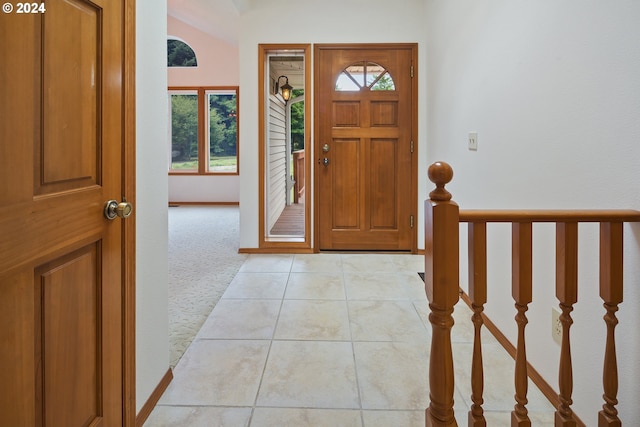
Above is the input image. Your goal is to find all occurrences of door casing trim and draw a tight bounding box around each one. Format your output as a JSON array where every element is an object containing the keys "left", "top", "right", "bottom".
[
  {"left": 123, "top": 1, "right": 137, "bottom": 425},
  {"left": 257, "top": 44, "right": 312, "bottom": 252}
]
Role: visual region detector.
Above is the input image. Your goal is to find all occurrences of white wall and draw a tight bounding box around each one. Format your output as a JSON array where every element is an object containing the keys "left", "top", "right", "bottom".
[
  {"left": 168, "top": 175, "right": 240, "bottom": 203},
  {"left": 168, "top": 15, "right": 239, "bottom": 88},
  {"left": 425, "top": 0, "right": 640, "bottom": 423},
  {"left": 136, "top": 0, "right": 170, "bottom": 414},
  {"left": 238, "top": 0, "right": 429, "bottom": 249},
  {"left": 167, "top": 15, "right": 241, "bottom": 203}
]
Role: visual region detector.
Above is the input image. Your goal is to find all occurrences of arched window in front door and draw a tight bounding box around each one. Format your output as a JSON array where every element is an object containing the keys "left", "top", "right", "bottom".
[{"left": 335, "top": 62, "right": 395, "bottom": 91}]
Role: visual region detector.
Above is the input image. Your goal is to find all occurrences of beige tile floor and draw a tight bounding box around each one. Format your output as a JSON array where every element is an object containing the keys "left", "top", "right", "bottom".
[{"left": 144, "top": 253, "right": 555, "bottom": 426}]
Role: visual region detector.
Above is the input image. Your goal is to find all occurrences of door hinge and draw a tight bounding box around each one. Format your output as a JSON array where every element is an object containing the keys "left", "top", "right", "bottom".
[
  {"left": 410, "top": 215, "right": 414, "bottom": 228},
  {"left": 410, "top": 65, "right": 414, "bottom": 78},
  {"left": 410, "top": 140, "right": 414, "bottom": 153}
]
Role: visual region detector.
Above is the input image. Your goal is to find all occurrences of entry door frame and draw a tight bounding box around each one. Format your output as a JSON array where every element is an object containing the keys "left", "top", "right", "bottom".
[
  {"left": 123, "top": 1, "right": 137, "bottom": 424},
  {"left": 313, "top": 43, "right": 419, "bottom": 252}
]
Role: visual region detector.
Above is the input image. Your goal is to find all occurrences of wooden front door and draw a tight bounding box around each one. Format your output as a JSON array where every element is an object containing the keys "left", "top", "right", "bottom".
[
  {"left": 0, "top": 1, "right": 131, "bottom": 425},
  {"left": 315, "top": 44, "right": 417, "bottom": 251}
]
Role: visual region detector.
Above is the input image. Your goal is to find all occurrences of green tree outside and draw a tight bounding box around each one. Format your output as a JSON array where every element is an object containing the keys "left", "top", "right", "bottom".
[
  {"left": 209, "top": 94, "right": 237, "bottom": 159},
  {"left": 290, "top": 89, "right": 304, "bottom": 152},
  {"left": 371, "top": 73, "right": 395, "bottom": 90},
  {"left": 171, "top": 94, "right": 198, "bottom": 168},
  {"left": 167, "top": 40, "right": 197, "bottom": 67}
]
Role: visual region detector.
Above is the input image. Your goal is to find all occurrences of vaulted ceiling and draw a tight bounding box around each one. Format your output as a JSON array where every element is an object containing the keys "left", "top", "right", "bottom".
[
  {"left": 167, "top": 0, "right": 305, "bottom": 89},
  {"left": 167, "top": 0, "right": 249, "bottom": 44}
]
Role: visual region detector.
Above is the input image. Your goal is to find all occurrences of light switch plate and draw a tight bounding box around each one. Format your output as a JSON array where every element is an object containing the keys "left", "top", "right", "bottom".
[{"left": 468, "top": 132, "right": 478, "bottom": 151}]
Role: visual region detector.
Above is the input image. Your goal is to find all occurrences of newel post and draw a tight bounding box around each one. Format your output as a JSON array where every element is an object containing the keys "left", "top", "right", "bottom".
[{"left": 425, "top": 162, "right": 460, "bottom": 427}]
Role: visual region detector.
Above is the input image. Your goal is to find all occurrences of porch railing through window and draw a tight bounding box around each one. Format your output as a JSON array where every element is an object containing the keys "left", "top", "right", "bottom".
[
  {"left": 293, "top": 149, "right": 305, "bottom": 204},
  {"left": 423, "top": 161, "right": 640, "bottom": 427}
]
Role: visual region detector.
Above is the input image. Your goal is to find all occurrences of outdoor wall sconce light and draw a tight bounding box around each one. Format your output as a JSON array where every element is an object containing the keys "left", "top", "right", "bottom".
[{"left": 275, "top": 75, "right": 293, "bottom": 104}]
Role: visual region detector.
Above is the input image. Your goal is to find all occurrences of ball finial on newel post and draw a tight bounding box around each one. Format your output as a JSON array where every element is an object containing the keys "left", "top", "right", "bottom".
[{"left": 428, "top": 161, "right": 454, "bottom": 201}]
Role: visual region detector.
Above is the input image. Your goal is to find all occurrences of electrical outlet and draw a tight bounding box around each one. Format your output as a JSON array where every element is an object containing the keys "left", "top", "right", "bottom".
[
  {"left": 552, "top": 307, "right": 562, "bottom": 345},
  {"left": 468, "top": 132, "right": 478, "bottom": 151}
]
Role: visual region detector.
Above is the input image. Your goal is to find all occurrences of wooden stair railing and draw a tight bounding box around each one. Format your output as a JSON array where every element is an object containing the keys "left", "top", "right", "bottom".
[
  {"left": 292, "top": 149, "right": 305, "bottom": 203},
  {"left": 424, "top": 161, "right": 640, "bottom": 427}
]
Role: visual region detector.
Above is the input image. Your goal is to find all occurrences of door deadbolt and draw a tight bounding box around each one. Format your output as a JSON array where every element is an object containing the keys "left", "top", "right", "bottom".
[{"left": 322, "top": 143, "right": 330, "bottom": 153}]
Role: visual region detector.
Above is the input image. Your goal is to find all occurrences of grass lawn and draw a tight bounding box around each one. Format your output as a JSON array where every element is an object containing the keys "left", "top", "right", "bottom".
[{"left": 171, "top": 156, "right": 237, "bottom": 172}]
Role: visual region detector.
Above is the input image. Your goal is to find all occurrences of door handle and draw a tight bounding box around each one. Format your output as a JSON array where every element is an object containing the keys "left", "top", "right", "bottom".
[
  {"left": 322, "top": 157, "right": 330, "bottom": 166},
  {"left": 104, "top": 199, "right": 133, "bottom": 220}
]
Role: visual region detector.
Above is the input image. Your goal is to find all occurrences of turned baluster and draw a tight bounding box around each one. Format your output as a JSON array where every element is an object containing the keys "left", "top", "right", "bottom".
[
  {"left": 512, "top": 222, "right": 532, "bottom": 427},
  {"left": 555, "top": 222, "right": 578, "bottom": 426},
  {"left": 598, "top": 222, "right": 623, "bottom": 427},
  {"left": 468, "top": 222, "right": 487, "bottom": 427},
  {"left": 425, "top": 161, "right": 459, "bottom": 427}
]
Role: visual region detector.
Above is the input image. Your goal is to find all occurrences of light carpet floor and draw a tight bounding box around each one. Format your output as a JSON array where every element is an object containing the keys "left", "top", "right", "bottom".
[{"left": 168, "top": 205, "right": 248, "bottom": 367}]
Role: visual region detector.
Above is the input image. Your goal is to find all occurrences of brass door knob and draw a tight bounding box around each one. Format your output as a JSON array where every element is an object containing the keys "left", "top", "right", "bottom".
[{"left": 104, "top": 200, "right": 133, "bottom": 220}]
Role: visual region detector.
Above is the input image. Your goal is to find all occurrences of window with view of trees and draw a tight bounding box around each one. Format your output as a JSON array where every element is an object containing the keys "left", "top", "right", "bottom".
[
  {"left": 167, "top": 39, "right": 198, "bottom": 67},
  {"left": 169, "top": 87, "right": 239, "bottom": 174}
]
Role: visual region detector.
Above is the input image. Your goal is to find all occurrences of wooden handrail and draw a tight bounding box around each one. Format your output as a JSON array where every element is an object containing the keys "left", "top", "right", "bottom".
[
  {"left": 424, "top": 161, "right": 640, "bottom": 427},
  {"left": 459, "top": 210, "right": 640, "bottom": 223}
]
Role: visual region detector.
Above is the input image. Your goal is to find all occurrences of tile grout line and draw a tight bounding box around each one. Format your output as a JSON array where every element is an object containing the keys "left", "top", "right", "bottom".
[
  {"left": 247, "top": 254, "right": 294, "bottom": 426},
  {"left": 339, "top": 254, "right": 367, "bottom": 426}
]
